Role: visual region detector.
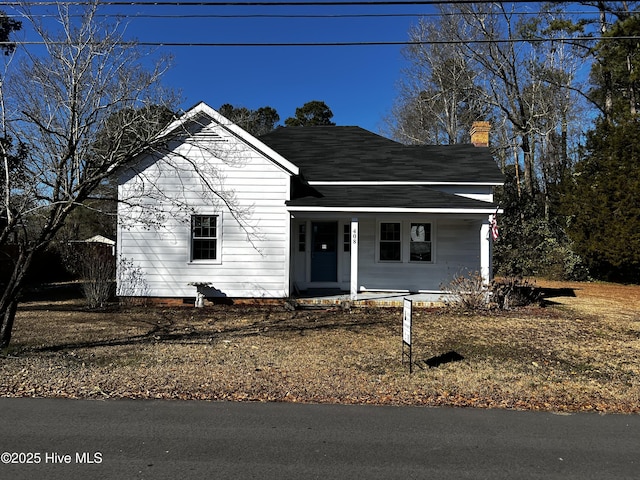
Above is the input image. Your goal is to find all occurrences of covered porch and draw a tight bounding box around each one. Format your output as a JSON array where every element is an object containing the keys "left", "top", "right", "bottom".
[{"left": 289, "top": 210, "right": 496, "bottom": 301}]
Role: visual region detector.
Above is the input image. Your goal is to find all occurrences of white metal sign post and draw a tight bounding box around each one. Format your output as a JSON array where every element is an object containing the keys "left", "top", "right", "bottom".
[{"left": 402, "top": 298, "right": 413, "bottom": 373}]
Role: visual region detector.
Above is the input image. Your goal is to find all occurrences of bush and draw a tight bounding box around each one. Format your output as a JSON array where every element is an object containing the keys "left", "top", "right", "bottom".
[
  {"left": 79, "top": 244, "right": 116, "bottom": 308},
  {"left": 490, "top": 276, "right": 542, "bottom": 309},
  {"left": 440, "top": 271, "right": 488, "bottom": 311},
  {"left": 441, "top": 273, "right": 543, "bottom": 311},
  {"left": 56, "top": 241, "right": 115, "bottom": 308},
  {"left": 116, "top": 257, "right": 150, "bottom": 305}
]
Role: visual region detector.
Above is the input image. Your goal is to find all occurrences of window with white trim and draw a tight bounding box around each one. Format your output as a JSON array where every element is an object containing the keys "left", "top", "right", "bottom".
[
  {"left": 343, "top": 224, "right": 350, "bottom": 252},
  {"left": 410, "top": 222, "right": 432, "bottom": 262},
  {"left": 379, "top": 222, "right": 402, "bottom": 261},
  {"left": 298, "top": 223, "right": 306, "bottom": 252},
  {"left": 191, "top": 215, "right": 220, "bottom": 261}
]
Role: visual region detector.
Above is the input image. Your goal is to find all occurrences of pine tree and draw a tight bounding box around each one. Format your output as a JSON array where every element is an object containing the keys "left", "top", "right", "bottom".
[
  {"left": 564, "top": 119, "right": 640, "bottom": 282},
  {"left": 563, "top": 15, "right": 640, "bottom": 282}
]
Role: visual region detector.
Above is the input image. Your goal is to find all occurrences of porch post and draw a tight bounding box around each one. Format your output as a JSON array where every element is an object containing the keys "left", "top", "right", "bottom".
[
  {"left": 350, "top": 217, "right": 359, "bottom": 300},
  {"left": 480, "top": 217, "right": 492, "bottom": 285}
]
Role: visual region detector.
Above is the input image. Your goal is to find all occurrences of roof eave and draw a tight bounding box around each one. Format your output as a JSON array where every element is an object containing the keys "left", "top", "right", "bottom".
[
  {"left": 286, "top": 206, "right": 503, "bottom": 214},
  {"left": 307, "top": 181, "right": 504, "bottom": 186}
]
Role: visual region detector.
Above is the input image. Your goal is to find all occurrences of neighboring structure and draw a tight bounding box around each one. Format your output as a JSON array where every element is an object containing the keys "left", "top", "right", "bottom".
[
  {"left": 117, "top": 102, "right": 503, "bottom": 303},
  {"left": 82, "top": 235, "right": 116, "bottom": 256}
]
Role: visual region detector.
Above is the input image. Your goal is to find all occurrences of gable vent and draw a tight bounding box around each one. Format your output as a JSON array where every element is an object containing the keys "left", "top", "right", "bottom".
[{"left": 193, "top": 130, "right": 226, "bottom": 142}]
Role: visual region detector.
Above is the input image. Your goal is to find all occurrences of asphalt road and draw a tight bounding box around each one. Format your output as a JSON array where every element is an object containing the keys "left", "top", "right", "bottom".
[{"left": 1, "top": 398, "right": 638, "bottom": 479}]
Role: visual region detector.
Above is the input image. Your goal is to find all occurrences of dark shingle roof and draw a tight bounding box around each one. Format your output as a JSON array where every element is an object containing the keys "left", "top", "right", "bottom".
[
  {"left": 259, "top": 126, "right": 503, "bottom": 184},
  {"left": 286, "top": 185, "right": 498, "bottom": 210}
]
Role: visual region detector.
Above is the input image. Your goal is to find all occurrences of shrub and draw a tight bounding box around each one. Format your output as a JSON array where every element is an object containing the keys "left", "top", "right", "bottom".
[
  {"left": 116, "top": 258, "right": 150, "bottom": 305},
  {"left": 441, "top": 273, "right": 543, "bottom": 311},
  {"left": 440, "top": 271, "right": 488, "bottom": 311},
  {"left": 490, "top": 276, "right": 542, "bottom": 309},
  {"left": 79, "top": 244, "right": 116, "bottom": 308}
]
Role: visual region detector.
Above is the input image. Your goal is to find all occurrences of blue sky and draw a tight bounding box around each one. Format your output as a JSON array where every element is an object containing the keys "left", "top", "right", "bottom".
[
  {"left": 124, "top": 2, "right": 433, "bottom": 132},
  {"left": 9, "top": 1, "right": 436, "bottom": 133}
]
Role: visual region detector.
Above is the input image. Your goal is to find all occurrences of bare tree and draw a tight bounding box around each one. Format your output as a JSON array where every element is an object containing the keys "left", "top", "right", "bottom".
[
  {"left": 1, "top": 3, "right": 261, "bottom": 348},
  {"left": 387, "top": 17, "right": 489, "bottom": 145},
  {"left": 0, "top": 2, "right": 178, "bottom": 348},
  {"left": 392, "top": 3, "right": 585, "bottom": 196}
]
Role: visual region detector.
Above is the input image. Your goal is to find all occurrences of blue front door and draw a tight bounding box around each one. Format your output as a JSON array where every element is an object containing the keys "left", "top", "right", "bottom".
[{"left": 311, "top": 222, "right": 338, "bottom": 282}]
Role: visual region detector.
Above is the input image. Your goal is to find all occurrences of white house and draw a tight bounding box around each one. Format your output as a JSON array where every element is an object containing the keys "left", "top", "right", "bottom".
[{"left": 117, "top": 102, "right": 503, "bottom": 304}]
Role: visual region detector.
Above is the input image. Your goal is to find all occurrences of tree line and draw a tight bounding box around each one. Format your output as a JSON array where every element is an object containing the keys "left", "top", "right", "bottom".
[
  {"left": 220, "top": 100, "right": 335, "bottom": 135},
  {"left": 386, "top": 1, "right": 640, "bottom": 284}
]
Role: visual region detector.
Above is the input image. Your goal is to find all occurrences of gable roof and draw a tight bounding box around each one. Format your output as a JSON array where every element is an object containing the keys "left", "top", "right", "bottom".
[
  {"left": 140, "top": 102, "right": 299, "bottom": 177},
  {"left": 259, "top": 126, "right": 503, "bottom": 184}
]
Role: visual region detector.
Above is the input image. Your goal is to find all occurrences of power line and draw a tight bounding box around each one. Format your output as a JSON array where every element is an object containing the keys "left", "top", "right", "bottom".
[
  {"left": 3, "top": 36, "right": 635, "bottom": 47},
  {"left": 4, "top": 10, "right": 607, "bottom": 19},
  {"left": 2, "top": 1, "right": 623, "bottom": 49},
  {"left": 2, "top": 0, "right": 569, "bottom": 6}
]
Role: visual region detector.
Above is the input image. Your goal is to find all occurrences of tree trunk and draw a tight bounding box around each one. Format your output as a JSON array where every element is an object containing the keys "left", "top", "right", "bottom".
[
  {"left": 598, "top": 1, "right": 614, "bottom": 119},
  {"left": 521, "top": 134, "right": 535, "bottom": 195},
  {"left": 0, "top": 296, "right": 18, "bottom": 349},
  {"left": 0, "top": 248, "right": 33, "bottom": 349}
]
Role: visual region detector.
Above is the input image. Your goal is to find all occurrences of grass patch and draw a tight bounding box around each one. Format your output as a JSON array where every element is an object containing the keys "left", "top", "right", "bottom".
[{"left": 1, "top": 280, "right": 639, "bottom": 412}]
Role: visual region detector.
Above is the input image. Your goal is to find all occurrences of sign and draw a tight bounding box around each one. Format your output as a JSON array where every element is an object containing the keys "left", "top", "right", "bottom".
[
  {"left": 402, "top": 298, "right": 412, "bottom": 345},
  {"left": 402, "top": 298, "right": 413, "bottom": 373}
]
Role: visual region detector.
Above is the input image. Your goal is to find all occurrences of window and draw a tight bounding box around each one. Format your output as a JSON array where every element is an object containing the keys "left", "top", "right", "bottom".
[
  {"left": 191, "top": 215, "right": 219, "bottom": 261},
  {"left": 298, "top": 223, "right": 306, "bottom": 252},
  {"left": 410, "top": 223, "right": 432, "bottom": 262},
  {"left": 343, "top": 224, "right": 350, "bottom": 252},
  {"left": 379, "top": 222, "right": 401, "bottom": 261}
]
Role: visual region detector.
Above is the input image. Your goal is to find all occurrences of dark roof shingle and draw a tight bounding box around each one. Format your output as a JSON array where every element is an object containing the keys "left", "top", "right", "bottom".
[
  {"left": 259, "top": 126, "right": 503, "bottom": 184},
  {"left": 286, "top": 185, "right": 498, "bottom": 210}
]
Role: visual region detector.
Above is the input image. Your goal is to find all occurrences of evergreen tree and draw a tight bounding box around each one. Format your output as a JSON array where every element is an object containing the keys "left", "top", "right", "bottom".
[
  {"left": 0, "top": 10, "right": 20, "bottom": 54},
  {"left": 562, "top": 15, "right": 640, "bottom": 283},
  {"left": 563, "top": 119, "right": 640, "bottom": 283},
  {"left": 284, "top": 101, "right": 335, "bottom": 126},
  {"left": 494, "top": 166, "right": 587, "bottom": 280},
  {"left": 219, "top": 104, "right": 280, "bottom": 136}
]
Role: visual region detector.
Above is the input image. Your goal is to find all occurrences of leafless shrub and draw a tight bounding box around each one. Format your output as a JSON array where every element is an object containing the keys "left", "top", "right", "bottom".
[
  {"left": 79, "top": 244, "right": 116, "bottom": 308},
  {"left": 56, "top": 241, "right": 115, "bottom": 308},
  {"left": 441, "top": 271, "right": 489, "bottom": 311},
  {"left": 116, "top": 258, "right": 150, "bottom": 306},
  {"left": 491, "top": 277, "right": 542, "bottom": 309}
]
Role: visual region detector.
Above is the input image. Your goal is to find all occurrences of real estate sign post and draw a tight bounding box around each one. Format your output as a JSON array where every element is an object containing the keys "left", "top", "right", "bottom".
[{"left": 402, "top": 298, "right": 413, "bottom": 374}]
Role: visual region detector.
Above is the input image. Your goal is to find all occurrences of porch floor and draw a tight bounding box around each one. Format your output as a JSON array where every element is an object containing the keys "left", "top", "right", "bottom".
[{"left": 293, "top": 290, "right": 445, "bottom": 308}]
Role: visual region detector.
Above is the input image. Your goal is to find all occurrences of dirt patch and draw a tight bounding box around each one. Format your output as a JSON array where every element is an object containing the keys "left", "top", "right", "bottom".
[{"left": 2, "top": 281, "right": 639, "bottom": 412}]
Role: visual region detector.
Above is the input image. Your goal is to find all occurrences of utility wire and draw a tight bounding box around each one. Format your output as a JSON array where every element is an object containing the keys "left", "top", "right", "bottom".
[
  {"left": 3, "top": 10, "right": 608, "bottom": 19},
  {"left": 2, "top": 36, "right": 635, "bottom": 47},
  {"left": 1, "top": 0, "right": 570, "bottom": 6}
]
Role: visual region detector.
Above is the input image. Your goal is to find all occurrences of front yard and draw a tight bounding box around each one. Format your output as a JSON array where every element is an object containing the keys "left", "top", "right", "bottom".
[{"left": 1, "top": 280, "right": 639, "bottom": 412}]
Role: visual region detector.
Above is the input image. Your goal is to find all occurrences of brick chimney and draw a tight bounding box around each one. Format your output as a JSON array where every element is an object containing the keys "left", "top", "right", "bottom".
[{"left": 470, "top": 121, "right": 490, "bottom": 147}]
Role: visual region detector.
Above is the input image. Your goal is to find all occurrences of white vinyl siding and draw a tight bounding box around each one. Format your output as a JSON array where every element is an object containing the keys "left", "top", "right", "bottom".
[
  {"left": 357, "top": 217, "right": 481, "bottom": 292},
  {"left": 117, "top": 120, "right": 291, "bottom": 299}
]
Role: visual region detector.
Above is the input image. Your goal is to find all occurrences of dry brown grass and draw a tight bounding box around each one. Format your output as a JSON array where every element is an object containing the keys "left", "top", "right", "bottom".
[{"left": 1, "top": 280, "right": 639, "bottom": 412}]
